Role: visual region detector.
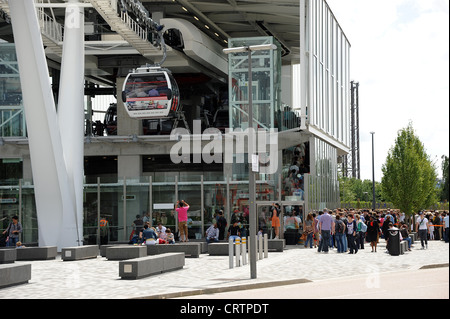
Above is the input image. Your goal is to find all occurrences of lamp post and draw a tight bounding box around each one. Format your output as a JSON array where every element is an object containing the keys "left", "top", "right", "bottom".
[
  {"left": 370, "top": 132, "right": 376, "bottom": 210},
  {"left": 223, "top": 43, "right": 277, "bottom": 279}
]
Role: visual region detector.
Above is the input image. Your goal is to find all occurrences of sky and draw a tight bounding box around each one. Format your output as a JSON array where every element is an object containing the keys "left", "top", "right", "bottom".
[{"left": 326, "top": 0, "right": 449, "bottom": 182}]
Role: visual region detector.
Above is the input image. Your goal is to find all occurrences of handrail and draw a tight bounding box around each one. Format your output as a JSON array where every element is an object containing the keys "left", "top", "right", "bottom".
[
  {"left": 120, "top": 10, "right": 148, "bottom": 41},
  {"left": 36, "top": 6, "right": 63, "bottom": 43}
]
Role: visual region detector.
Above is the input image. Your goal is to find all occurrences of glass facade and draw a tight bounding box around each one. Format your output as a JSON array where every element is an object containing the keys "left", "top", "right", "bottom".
[
  {"left": 228, "top": 36, "right": 282, "bottom": 131},
  {"left": 0, "top": 43, "right": 26, "bottom": 137},
  {"left": 0, "top": 175, "right": 285, "bottom": 244},
  {"left": 305, "top": 137, "right": 340, "bottom": 211},
  {"left": 304, "top": 0, "right": 351, "bottom": 147}
]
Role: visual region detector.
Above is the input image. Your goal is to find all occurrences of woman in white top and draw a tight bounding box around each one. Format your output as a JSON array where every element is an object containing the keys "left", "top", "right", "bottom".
[{"left": 415, "top": 212, "right": 429, "bottom": 249}]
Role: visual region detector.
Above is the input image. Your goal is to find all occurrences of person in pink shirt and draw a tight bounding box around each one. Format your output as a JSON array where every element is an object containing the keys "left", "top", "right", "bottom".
[{"left": 176, "top": 200, "right": 190, "bottom": 242}]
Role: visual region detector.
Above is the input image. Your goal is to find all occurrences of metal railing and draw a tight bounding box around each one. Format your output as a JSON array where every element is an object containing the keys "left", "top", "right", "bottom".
[
  {"left": 120, "top": 10, "right": 148, "bottom": 41},
  {"left": 36, "top": 6, "right": 63, "bottom": 43}
]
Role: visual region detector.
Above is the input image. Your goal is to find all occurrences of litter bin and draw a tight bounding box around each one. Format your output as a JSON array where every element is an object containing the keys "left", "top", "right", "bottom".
[
  {"left": 284, "top": 229, "right": 299, "bottom": 245},
  {"left": 388, "top": 227, "right": 401, "bottom": 256}
]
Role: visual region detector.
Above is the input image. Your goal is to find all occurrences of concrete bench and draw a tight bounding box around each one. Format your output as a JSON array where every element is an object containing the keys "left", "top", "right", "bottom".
[
  {"left": 119, "top": 253, "right": 185, "bottom": 280},
  {"left": 207, "top": 238, "right": 284, "bottom": 255},
  {"left": 0, "top": 248, "right": 16, "bottom": 264},
  {"left": 186, "top": 241, "right": 208, "bottom": 254},
  {"left": 0, "top": 263, "right": 31, "bottom": 288},
  {"left": 61, "top": 245, "right": 98, "bottom": 261},
  {"left": 100, "top": 244, "right": 128, "bottom": 257},
  {"left": 208, "top": 242, "right": 233, "bottom": 256},
  {"left": 106, "top": 245, "right": 146, "bottom": 260},
  {"left": 207, "top": 241, "right": 248, "bottom": 256},
  {"left": 146, "top": 243, "right": 201, "bottom": 258},
  {"left": 16, "top": 246, "right": 57, "bottom": 261}
]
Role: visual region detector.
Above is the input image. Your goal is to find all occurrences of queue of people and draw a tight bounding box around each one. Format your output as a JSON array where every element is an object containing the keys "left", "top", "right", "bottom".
[
  {"left": 4, "top": 203, "right": 447, "bottom": 249},
  {"left": 310, "top": 208, "right": 449, "bottom": 254}
]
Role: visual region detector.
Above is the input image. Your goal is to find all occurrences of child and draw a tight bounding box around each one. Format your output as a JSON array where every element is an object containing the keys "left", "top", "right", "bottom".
[
  {"left": 16, "top": 241, "right": 26, "bottom": 248},
  {"left": 257, "top": 228, "right": 263, "bottom": 237},
  {"left": 166, "top": 228, "right": 175, "bottom": 244},
  {"left": 429, "top": 222, "right": 435, "bottom": 240}
]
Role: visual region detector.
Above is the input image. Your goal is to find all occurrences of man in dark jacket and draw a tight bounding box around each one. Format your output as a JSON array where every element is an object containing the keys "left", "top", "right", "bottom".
[{"left": 216, "top": 210, "right": 227, "bottom": 240}]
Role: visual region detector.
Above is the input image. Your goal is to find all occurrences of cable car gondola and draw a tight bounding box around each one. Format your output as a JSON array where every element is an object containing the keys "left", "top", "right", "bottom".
[{"left": 122, "top": 67, "right": 180, "bottom": 119}]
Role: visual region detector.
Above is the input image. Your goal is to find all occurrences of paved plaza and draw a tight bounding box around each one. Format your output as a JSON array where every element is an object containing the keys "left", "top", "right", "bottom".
[{"left": 0, "top": 240, "right": 448, "bottom": 299}]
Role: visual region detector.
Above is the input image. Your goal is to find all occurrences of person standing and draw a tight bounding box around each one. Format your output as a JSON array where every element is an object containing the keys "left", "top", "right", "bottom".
[
  {"left": 176, "top": 200, "right": 190, "bottom": 242},
  {"left": 3, "top": 216, "right": 22, "bottom": 247},
  {"left": 346, "top": 214, "right": 358, "bottom": 254},
  {"left": 334, "top": 214, "right": 345, "bottom": 253},
  {"left": 132, "top": 215, "right": 144, "bottom": 239},
  {"left": 270, "top": 203, "right": 281, "bottom": 239},
  {"left": 416, "top": 211, "right": 429, "bottom": 249},
  {"left": 355, "top": 214, "right": 366, "bottom": 250},
  {"left": 444, "top": 212, "right": 449, "bottom": 243},
  {"left": 366, "top": 214, "right": 380, "bottom": 252},
  {"left": 432, "top": 213, "right": 441, "bottom": 240},
  {"left": 216, "top": 210, "right": 227, "bottom": 240},
  {"left": 318, "top": 208, "right": 334, "bottom": 253},
  {"left": 99, "top": 216, "right": 109, "bottom": 245},
  {"left": 312, "top": 212, "right": 319, "bottom": 248},
  {"left": 303, "top": 213, "right": 314, "bottom": 248},
  {"left": 381, "top": 215, "right": 391, "bottom": 242}
]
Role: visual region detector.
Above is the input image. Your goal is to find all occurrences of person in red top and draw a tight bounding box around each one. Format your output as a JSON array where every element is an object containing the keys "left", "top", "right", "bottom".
[{"left": 176, "top": 200, "right": 190, "bottom": 242}]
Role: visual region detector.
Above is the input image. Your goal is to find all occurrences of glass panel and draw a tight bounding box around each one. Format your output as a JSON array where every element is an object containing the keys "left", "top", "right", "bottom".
[
  {"left": 228, "top": 36, "right": 281, "bottom": 131},
  {"left": 83, "top": 183, "right": 99, "bottom": 244},
  {"left": 21, "top": 181, "right": 37, "bottom": 244},
  {"left": 178, "top": 177, "right": 202, "bottom": 240},
  {"left": 204, "top": 180, "right": 227, "bottom": 237},
  {"left": 152, "top": 176, "right": 176, "bottom": 236},
  {"left": 0, "top": 185, "right": 20, "bottom": 241},
  {"left": 0, "top": 43, "right": 25, "bottom": 137},
  {"left": 99, "top": 180, "right": 122, "bottom": 242},
  {"left": 125, "top": 177, "right": 150, "bottom": 240}
]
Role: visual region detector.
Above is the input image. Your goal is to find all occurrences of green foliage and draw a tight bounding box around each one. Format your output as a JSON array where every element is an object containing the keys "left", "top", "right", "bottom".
[
  {"left": 338, "top": 176, "right": 382, "bottom": 203},
  {"left": 381, "top": 122, "right": 438, "bottom": 216},
  {"left": 441, "top": 155, "right": 449, "bottom": 202}
]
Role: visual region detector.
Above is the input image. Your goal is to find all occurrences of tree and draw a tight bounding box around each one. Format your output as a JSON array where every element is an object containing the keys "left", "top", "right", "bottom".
[
  {"left": 441, "top": 155, "right": 449, "bottom": 202},
  {"left": 339, "top": 176, "right": 382, "bottom": 203},
  {"left": 381, "top": 122, "right": 438, "bottom": 217}
]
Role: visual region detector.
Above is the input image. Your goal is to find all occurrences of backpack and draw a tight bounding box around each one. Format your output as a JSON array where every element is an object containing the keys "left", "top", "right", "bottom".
[
  {"left": 336, "top": 220, "right": 344, "bottom": 234},
  {"left": 360, "top": 221, "right": 367, "bottom": 232}
]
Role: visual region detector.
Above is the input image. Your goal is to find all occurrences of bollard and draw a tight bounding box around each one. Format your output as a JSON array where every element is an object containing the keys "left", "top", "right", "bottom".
[
  {"left": 241, "top": 237, "right": 247, "bottom": 265},
  {"left": 264, "top": 233, "right": 268, "bottom": 258},
  {"left": 229, "top": 237, "right": 234, "bottom": 269},
  {"left": 235, "top": 237, "right": 241, "bottom": 267},
  {"left": 258, "top": 234, "right": 263, "bottom": 260}
]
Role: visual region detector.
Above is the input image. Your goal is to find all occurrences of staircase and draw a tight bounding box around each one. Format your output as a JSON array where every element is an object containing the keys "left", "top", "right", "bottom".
[{"left": 88, "top": 0, "right": 166, "bottom": 59}]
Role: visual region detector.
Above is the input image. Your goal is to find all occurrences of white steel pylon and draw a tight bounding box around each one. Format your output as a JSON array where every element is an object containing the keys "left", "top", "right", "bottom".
[
  {"left": 58, "top": 0, "right": 85, "bottom": 248},
  {"left": 8, "top": 0, "right": 84, "bottom": 250}
]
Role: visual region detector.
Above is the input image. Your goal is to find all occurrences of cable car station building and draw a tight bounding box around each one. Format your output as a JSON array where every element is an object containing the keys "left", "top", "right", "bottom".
[{"left": 0, "top": 0, "right": 350, "bottom": 249}]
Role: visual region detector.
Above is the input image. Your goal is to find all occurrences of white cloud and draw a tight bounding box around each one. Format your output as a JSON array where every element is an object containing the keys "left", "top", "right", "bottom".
[{"left": 327, "top": 0, "right": 449, "bottom": 181}]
